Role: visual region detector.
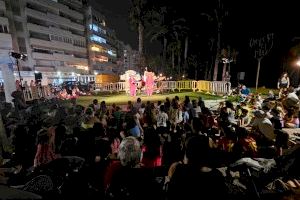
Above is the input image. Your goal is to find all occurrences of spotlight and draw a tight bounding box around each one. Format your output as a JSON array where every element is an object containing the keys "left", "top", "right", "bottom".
[{"left": 9, "top": 52, "right": 27, "bottom": 61}]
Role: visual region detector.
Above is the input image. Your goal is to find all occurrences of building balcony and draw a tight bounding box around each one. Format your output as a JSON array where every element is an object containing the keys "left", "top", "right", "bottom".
[
  {"left": 34, "top": 66, "right": 55, "bottom": 72},
  {"left": 47, "top": 13, "right": 84, "bottom": 31},
  {"left": 0, "top": 0, "right": 6, "bottom": 11},
  {"left": 30, "top": 38, "right": 87, "bottom": 54},
  {"left": 32, "top": 52, "right": 53, "bottom": 60},
  {"left": 0, "top": 33, "right": 12, "bottom": 49},
  {"left": 0, "top": 16, "right": 9, "bottom": 27},
  {"left": 27, "top": 0, "right": 83, "bottom": 20},
  {"left": 56, "top": 66, "right": 78, "bottom": 73},
  {"left": 35, "top": 59, "right": 54, "bottom": 66},
  {"left": 26, "top": 7, "right": 47, "bottom": 20},
  {"left": 27, "top": 23, "right": 49, "bottom": 33},
  {"left": 53, "top": 53, "right": 88, "bottom": 65},
  {"left": 56, "top": 66, "right": 87, "bottom": 75},
  {"left": 89, "top": 50, "right": 109, "bottom": 58},
  {"left": 25, "top": 7, "right": 84, "bottom": 32},
  {"left": 92, "top": 61, "right": 117, "bottom": 70},
  {"left": 27, "top": 23, "right": 85, "bottom": 41},
  {"left": 32, "top": 52, "right": 88, "bottom": 66}
]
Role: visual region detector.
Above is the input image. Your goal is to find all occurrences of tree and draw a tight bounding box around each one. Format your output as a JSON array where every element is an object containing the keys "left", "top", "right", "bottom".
[
  {"left": 129, "top": 0, "right": 154, "bottom": 71},
  {"left": 206, "top": 37, "right": 215, "bottom": 80},
  {"left": 249, "top": 33, "right": 274, "bottom": 90},
  {"left": 187, "top": 55, "right": 198, "bottom": 80},
  {"left": 148, "top": 17, "right": 188, "bottom": 73},
  {"left": 220, "top": 46, "right": 238, "bottom": 80},
  {"left": 201, "top": 0, "right": 228, "bottom": 81}
]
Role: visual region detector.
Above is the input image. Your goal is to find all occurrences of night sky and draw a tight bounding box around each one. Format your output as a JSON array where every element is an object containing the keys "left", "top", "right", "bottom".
[{"left": 92, "top": 0, "right": 300, "bottom": 87}]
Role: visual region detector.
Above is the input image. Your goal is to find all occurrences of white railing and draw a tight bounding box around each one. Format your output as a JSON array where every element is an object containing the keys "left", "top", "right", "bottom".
[
  {"left": 18, "top": 80, "right": 231, "bottom": 102},
  {"left": 93, "top": 80, "right": 231, "bottom": 94}
]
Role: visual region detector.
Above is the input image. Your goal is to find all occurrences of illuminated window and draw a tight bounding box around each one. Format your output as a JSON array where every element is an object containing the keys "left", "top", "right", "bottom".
[
  {"left": 91, "top": 45, "right": 107, "bottom": 53},
  {"left": 91, "top": 46, "right": 100, "bottom": 52},
  {"left": 90, "top": 35, "right": 106, "bottom": 44},
  {"left": 99, "top": 56, "right": 108, "bottom": 62},
  {"left": 89, "top": 24, "right": 106, "bottom": 34},
  {"left": 93, "top": 55, "right": 108, "bottom": 62},
  {"left": 107, "top": 50, "right": 117, "bottom": 57}
]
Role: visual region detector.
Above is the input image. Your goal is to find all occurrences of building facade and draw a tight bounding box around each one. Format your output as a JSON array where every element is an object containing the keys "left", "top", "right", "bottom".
[
  {"left": 86, "top": 5, "right": 118, "bottom": 75},
  {"left": 1, "top": 0, "right": 89, "bottom": 84},
  {"left": 123, "top": 44, "right": 140, "bottom": 73},
  {"left": 0, "top": 0, "right": 136, "bottom": 85}
]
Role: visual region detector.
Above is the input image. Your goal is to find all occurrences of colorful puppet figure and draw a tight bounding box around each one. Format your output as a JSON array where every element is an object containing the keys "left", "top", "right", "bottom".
[
  {"left": 145, "top": 71, "right": 155, "bottom": 96},
  {"left": 129, "top": 75, "right": 137, "bottom": 97}
]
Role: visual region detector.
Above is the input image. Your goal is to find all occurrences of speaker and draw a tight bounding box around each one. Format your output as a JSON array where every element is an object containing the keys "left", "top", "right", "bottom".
[
  {"left": 34, "top": 72, "right": 42, "bottom": 80},
  {"left": 237, "top": 72, "right": 245, "bottom": 80}
]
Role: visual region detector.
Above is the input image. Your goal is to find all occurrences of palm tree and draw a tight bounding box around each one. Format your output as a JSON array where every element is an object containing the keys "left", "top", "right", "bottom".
[
  {"left": 205, "top": 37, "right": 215, "bottom": 80},
  {"left": 220, "top": 46, "right": 238, "bottom": 80},
  {"left": 187, "top": 55, "right": 198, "bottom": 80},
  {"left": 201, "top": 0, "right": 228, "bottom": 81},
  {"left": 148, "top": 16, "right": 188, "bottom": 72},
  {"left": 129, "top": 0, "right": 155, "bottom": 71}
]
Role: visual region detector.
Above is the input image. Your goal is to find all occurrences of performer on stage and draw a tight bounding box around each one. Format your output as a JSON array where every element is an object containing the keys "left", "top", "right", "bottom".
[
  {"left": 145, "top": 72, "right": 154, "bottom": 96},
  {"left": 277, "top": 72, "right": 290, "bottom": 98},
  {"left": 129, "top": 74, "right": 137, "bottom": 97}
]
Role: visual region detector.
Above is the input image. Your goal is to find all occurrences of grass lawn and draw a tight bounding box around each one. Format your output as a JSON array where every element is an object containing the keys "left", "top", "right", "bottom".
[
  {"left": 77, "top": 91, "right": 222, "bottom": 107},
  {"left": 249, "top": 87, "right": 278, "bottom": 95}
]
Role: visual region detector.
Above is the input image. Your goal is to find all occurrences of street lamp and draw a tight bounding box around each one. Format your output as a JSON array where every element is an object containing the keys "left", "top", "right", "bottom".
[{"left": 9, "top": 52, "right": 27, "bottom": 84}]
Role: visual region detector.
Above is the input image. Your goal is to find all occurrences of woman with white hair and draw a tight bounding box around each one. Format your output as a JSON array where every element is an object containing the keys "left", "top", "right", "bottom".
[
  {"left": 104, "top": 136, "right": 162, "bottom": 200},
  {"left": 117, "top": 136, "right": 142, "bottom": 167}
]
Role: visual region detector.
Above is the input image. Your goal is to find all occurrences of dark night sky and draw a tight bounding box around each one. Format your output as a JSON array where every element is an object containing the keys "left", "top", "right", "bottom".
[
  {"left": 91, "top": 0, "right": 137, "bottom": 48},
  {"left": 92, "top": 0, "right": 300, "bottom": 87}
]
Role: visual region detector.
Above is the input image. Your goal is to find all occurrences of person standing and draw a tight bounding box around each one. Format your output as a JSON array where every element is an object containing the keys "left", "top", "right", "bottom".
[
  {"left": 129, "top": 75, "right": 137, "bottom": 97},
  {"left": 145, "top": 72, "right": 154, "bottom": 96},
  {"left": 277, "top": 72, "right": 290, "bottom": 98}
]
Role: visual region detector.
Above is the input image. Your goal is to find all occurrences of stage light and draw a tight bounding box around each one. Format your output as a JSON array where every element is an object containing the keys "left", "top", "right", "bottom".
[{"left": 9, "top": 52, "right": 27, "bottom": 61}]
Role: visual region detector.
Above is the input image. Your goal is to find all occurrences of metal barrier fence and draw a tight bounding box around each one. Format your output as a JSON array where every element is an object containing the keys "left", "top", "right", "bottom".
[
  {"left": 93, "top": 80, "right": 231, "bottom": 94},
  {"left": 22, "top": 86, "right": 51, "bottom": 101},
  {"left": 20, "top": 80, "right": 231, "bottom": 101}
]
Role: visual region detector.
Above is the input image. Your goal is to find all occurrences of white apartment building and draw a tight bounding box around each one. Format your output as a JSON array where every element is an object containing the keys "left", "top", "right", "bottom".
[
  {"left": 1, "top": 0, "right": 89, "bottom": 84},
  {"left": 86, "top": 6, "right": 118, "bottom": 75},
  {"left": 0, "top": 0, "right": 133, "bottom": 86}
]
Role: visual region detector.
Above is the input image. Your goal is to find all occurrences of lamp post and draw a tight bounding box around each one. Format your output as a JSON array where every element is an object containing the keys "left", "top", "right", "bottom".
[{"left": 9, "top": 52, "right": 27, "bottom": 87}]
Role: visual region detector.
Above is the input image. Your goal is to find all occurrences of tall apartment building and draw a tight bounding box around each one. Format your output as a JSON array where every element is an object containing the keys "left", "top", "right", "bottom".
[
  {"left": 0, "top": 0, "right": 133, "bottom": 84},
  {"left": 2, "top": 0, "right": 88, "bottom": 84},
  {"left": 123, "top": 44, "right": 140, "bottom": 72},
  {"left": 86, "top": 5, "right": 117, "bottom": 75}
]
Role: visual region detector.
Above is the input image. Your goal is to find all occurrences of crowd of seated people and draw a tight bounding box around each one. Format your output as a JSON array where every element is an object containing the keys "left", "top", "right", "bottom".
[{"left": 0, "top": 90, "right": 299, "bottom": 199}]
